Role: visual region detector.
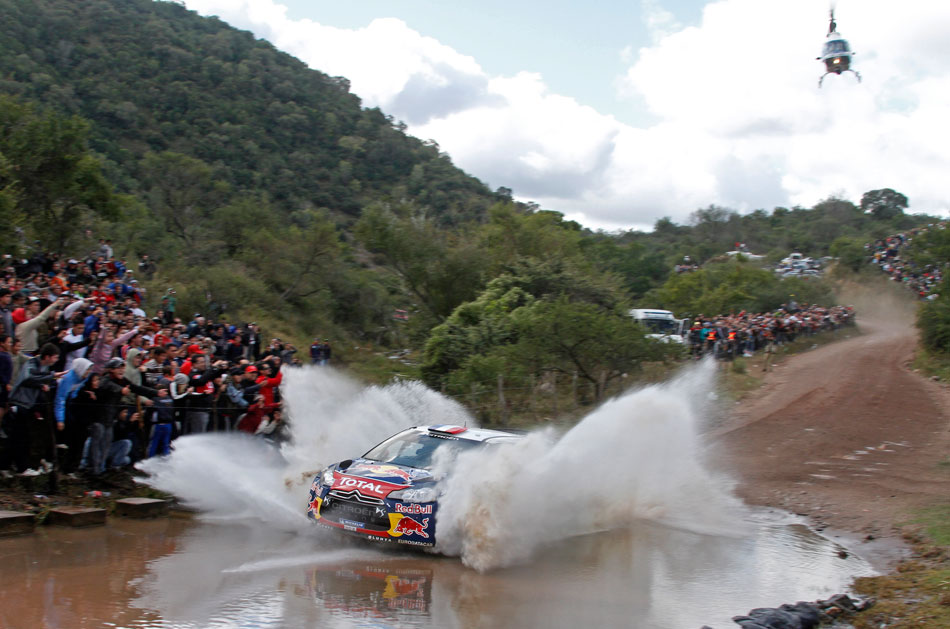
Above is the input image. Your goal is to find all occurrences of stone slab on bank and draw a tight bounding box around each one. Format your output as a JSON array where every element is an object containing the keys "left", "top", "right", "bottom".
[
  {"left": 168, "top": 502, "right": 198, "bottom": 518},
  {"left": 115, "top": 497, "right": 169, "bottom": 518},
  {"left": 47, "top": 506, "right": 107, "bottom": 527},
  {"left": 0, "top": 510, "right": 36, "bottom": 536}
]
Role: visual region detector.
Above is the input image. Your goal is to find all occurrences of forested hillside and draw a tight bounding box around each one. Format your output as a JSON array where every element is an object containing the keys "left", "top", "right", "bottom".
[
  {"left": 0, "top": 0, "right": 500, "bottom": 224},
  {"left": 0, "top": 0, "right": 940, "bottom": 390}
]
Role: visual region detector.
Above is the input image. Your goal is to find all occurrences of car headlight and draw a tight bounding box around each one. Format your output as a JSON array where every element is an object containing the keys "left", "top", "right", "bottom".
[
  {"left": 321, "top": 468, "right": 335, "bottom": 486},
  {"left": 389, "top": 486, "right": 438, "bottom": 504}
]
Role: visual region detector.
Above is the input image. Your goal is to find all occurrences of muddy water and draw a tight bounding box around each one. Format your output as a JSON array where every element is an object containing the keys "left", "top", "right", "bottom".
[{"left": 0, "top": 511, "right": 874, "bottom": 629}]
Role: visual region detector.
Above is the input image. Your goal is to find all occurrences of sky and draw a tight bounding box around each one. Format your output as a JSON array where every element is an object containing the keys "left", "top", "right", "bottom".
[{"left": 178, "top": 0, "right": 950, "bottom": 231}]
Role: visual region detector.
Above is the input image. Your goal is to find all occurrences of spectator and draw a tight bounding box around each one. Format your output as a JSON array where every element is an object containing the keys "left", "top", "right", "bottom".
[
  {"left": 15, "top": 296, "right": 63, "bottom": 353},
  {"left": 0, "top": 288, "right": 14, "bottom": 337},
  {"left": 58, "top": 319, "right": 94, "bottom": 372},
  {"left": 147, "top": 386, "right": 174, "bottom": 457},
  {"left": 243, "top": 323, "right": 261, "bottom": 361},
  {"left": 0, "top": 334, "right": 13, "bottom": 424},
  {"left": 91, "top": 358, "right": 157, "bottom": 475},
  {"left": 185, "top": 354, "right": 226, "bottom": 434},
  {"left": 53, "top": 357, "right": 94, "bottom": 473},
  {"left": 310, "top": 338, "right": 331, "bottom": 366},
  {"left": 7, "top": 343, "right": 60, "bottom": 474},
  {"left": 88, "top": 324, "right": 140, "bottom": 374}
]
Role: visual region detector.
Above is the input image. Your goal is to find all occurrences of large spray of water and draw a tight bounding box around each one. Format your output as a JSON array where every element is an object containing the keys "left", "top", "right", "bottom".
[
  {"left": 138, "top": 360, "right": 746, "bottom": 570},
  {"left": 434, "top": 359, "right": 747, "bottom": 570}
]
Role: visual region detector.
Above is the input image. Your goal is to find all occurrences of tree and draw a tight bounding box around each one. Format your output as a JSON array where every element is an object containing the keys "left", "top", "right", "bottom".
[
  {"left": 503, "top": 296, "right": 656, "bottom": 399},
  {"left": 860, "top": 189, "right": 908, "bottom": 220},
  {"left": 141, "top": 151, "right": 227, "bottom": 247},
  {"left": 355, "top": 202, "right": 486, "bottom": 320},
  {"left": 654, "top": 259, "right": 832, "bottom": 316},
  {"left": 479, "top": 203, "right": 583, "bottom": 271},
  {"left": 829, "top": 236, "right": 866, "bottom": 272},
  {"left": 0, "top": 151, "right": 22, "bottom": 251},
  {"left": 0, "top": 96, "right": 120, "bottom": 249},
  {"left": 420, "top": 258, "right": 632, "bottom": 389},
  {"left": 243, "top": 209, "right": 341, "bottom": 303}
]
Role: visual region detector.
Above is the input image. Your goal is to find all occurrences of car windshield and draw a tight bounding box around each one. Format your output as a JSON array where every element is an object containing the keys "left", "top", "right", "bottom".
[
  {"left": 641, "top": 319, "right": 677, "bottom": 334},
  {"left": 363, "top": 432, "right": 484, "bottom": 470}
]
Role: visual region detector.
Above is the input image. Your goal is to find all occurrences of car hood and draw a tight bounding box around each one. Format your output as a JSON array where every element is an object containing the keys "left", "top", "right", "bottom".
[{"left": 329, "top": 459, "right": 433, "bottom": 499}]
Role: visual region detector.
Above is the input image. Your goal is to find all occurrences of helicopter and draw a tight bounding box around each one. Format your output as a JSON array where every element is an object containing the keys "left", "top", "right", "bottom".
[{"left": 817, "top": 7, "right": 861, "bottom": 87}]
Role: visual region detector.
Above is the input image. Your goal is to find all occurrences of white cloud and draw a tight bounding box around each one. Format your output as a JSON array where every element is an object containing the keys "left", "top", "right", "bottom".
[
  {"left": 183, "top": 0, "right": 950, "bottom": 230},
  {"left": 641, "top": 0, "right": 682, "bottom": 43}
]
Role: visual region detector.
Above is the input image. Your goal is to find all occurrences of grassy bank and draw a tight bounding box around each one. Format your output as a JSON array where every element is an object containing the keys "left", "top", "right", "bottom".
[{"left": 850, "top": 505, "right": 950, "bottom": 628}]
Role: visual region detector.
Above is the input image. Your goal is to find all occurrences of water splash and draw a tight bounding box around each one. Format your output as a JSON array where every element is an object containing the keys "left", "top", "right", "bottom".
[
  {"left": 434, "top": 359, "right": 748, "bottom": 570},
  {"left": 138, "top": 360, "right": 746, "bottom": 568},
  {"left": 137, "top": 368, "right": 473, "bottom": 529}
]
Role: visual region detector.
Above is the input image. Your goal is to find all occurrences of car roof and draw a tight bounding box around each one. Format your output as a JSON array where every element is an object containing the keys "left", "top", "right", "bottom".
[{"left": 410, "top": 424, "right": 523, "bottom": 443}]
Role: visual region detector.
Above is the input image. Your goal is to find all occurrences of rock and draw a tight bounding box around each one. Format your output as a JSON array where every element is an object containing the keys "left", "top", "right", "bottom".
[
  {"left": 779, "top": 603, "right": 820, "bottom": 627},
  {"left": 822, "top": 593, "right": 857, "bottom": 612},
  {"left": 47, "top": 506, "right": 106, "bottom": 527},
  {"left": 855, "top": 597, "right": 876, "bottom": 611},
  {"left": 721, "top": 593, "right": 870, "bottom": 628},
  {"left": 751, "top": 608, "right": 803, "bottom": 629},
  {"left": 0, "top": 510, "right": 36, "bottom": 536},
  {"left": 114, "top": 497, "right": 169, "bottom": 518}
]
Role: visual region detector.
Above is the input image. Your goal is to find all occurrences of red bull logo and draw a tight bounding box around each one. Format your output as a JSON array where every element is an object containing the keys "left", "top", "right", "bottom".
[
  {"left": 392, "top": 516, "right": 429, "bottom": 539},
  {"left": 393, "top": 503, "right": 433, "bottom": 515},
  {"left": 308, "top": 495, "right": 322, "bottom": 516}
]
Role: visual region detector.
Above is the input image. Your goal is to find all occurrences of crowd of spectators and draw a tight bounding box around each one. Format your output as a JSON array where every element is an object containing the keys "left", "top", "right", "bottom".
[
  {"left": 0, "top": 243, "right": 332, "bottom": 479},
  {"left": 684, "top": 302, "right": 855, "bottom": 364},
  {"left": 867, "top": 225, "right": 947, "bottom": 300}
]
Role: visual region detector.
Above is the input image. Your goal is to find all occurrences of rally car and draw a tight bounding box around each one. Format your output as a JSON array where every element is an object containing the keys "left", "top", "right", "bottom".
[{"left": 307, "top": 425, "right": 521, "bottom": 547}]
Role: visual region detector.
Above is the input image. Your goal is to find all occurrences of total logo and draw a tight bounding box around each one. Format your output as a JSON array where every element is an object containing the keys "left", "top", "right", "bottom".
[
  {"left": 335, "top": 477, "right": 385, "bottom": 494},
  {"left": 393, "top": 503, "right": 433, "bottom": 515}
]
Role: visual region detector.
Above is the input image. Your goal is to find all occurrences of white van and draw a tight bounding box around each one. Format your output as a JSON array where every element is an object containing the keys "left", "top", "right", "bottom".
[{"left": 630, "top": 309, "right": 686, "bottom": 344}]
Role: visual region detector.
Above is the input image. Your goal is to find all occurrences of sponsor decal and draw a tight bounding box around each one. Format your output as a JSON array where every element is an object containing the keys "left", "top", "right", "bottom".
[
  {"left": 336, "top": 477, "right": 384, "bottom": 494},
  {"left": 350, "top": 464, "right": 413, "bottom": 485},
  {"left": 393, "top": 503, "right": 433, "bottom": 515},
  {"left": 308, "top": 495, "right": 322, "bottom": 518},
  {"left": 340, "top": 519, "right": 364, "bottom": 530},
  {"left": 429, "top": 424, "right": 467, "bottom": 434},
  {"left": 388, "top": 513, "right": 430, "bottom": 539},
  {"left": 332, "top": 474, "right": 407, "bottom": 499},
  {"left": 397, "top": 538, "right": 434, "bottom": 547}
]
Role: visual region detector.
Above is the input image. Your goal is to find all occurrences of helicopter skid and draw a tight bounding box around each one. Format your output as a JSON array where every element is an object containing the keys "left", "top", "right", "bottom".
[{"left": 818, "top": 68, "right": 861, "bottom": 88}]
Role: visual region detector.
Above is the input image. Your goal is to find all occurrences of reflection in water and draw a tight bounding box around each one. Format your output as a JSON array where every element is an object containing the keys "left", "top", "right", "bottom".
[{"left": 0, "top": 513, "right": 875, "bottom": 629}]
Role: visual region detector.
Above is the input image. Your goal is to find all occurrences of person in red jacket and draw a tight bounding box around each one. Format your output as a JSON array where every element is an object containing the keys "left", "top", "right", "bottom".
[{"left": 254, "top": 359, "right": 282, "bottom": 410}]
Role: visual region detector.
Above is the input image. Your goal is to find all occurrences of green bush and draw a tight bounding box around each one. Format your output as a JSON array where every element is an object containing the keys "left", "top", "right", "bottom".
[{"left": 918, "top": 294, "right": 950, "bottom": 354}]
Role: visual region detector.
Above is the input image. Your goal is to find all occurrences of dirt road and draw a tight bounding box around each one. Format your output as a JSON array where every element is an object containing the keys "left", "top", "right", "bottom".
[{"left": 714, "top": 284, "right": 950, "bottom": 561}]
